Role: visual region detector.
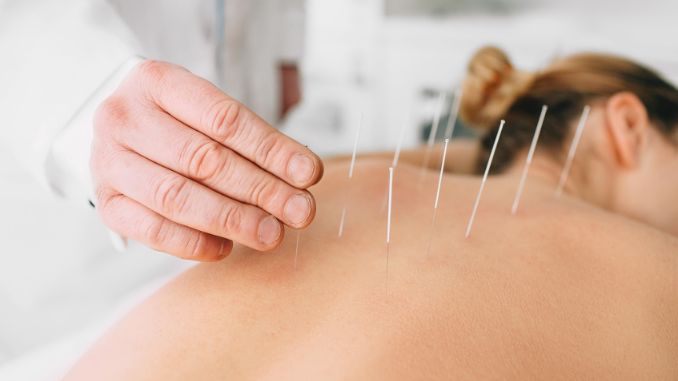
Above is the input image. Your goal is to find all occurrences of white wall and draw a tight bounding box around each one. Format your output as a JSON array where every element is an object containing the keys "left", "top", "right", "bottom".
[{"left": 285, "top": 0, "right": 678, "bottom": 156}]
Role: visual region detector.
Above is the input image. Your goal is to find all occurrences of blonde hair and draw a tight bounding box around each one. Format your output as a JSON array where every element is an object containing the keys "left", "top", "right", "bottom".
[{"left": 460, "top": 46, "right": 678, "bottom": 173}]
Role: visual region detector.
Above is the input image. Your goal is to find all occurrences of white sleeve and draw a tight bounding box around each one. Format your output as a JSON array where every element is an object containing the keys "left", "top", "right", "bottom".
[{"left": 0, "top": 0, "right": 141, "bottom": 200}]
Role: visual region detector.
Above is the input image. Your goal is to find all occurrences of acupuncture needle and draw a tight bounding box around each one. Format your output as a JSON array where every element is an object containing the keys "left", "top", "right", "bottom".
[
  {"left": 443, "top": 86, "right": 463, "bottom": 140},
  {"left": 465, "top": 120, "right": 505, "bottom": 239},
  {"left": 425, "top": 138, "right": 450, "bottom": 255},
  {"left": 386, "top": 166, "right": 394, "bottom": 294},
  {"left": 294, "top": 230, "right": 301, "bottom": 269},
  {"left": 555, "top": 105, "right": 591, "bottom": 197},
  {"left": 419, "top": 92, "right": 447, "bottom": 183},
  {"left": 381, "top": 119, "right": 407, "bottom": 212},
  {"left": 338, "top": 113, "right": 364, "bottom": 237},
  {"left": 392, "top": 118, "right": 407, "bottom": 169},
  {"left": 511, "top": 105, "right": 548, "bottom": 214}
]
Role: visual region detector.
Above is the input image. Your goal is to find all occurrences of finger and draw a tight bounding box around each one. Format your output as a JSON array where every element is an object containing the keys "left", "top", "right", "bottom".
[
  {"left": 133, "top": 60, "right": 324, "bottom": 188},
  {"left": 95, "top": 189, "right": 232, "bottom": 261},
  {"left": 106, "top": 149, "right": 284, "bottom": 251},
  {"left": 117, "top": 109, "right": 315, "bottom": 228}
]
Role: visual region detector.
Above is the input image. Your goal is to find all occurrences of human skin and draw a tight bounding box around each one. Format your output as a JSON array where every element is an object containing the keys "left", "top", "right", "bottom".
[
  {"left": 64, "top": 157, "right": 678, "bottom": 380},
  {"left": 91, "top": 60, "right": 323, "bottom": 261}
]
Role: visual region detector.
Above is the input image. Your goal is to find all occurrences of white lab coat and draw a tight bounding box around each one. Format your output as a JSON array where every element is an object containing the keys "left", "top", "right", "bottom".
[{"left": 0, "top": 0, "right": 304, "bottom": 372}]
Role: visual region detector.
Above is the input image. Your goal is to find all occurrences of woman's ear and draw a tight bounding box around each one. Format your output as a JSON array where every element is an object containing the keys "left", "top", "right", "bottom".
[{"left": 604, "top": 92, "right": 650, "bottom": 168}]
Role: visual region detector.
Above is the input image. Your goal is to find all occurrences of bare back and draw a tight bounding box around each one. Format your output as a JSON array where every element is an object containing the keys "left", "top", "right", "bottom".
[{"left": 64, "top": 159, "right": 678, "bottom": 380}]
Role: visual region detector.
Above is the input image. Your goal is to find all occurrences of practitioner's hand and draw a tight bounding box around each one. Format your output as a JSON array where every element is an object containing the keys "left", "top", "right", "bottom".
[{"left": 91, "top": 60, "right": 323, "bottom": 261}]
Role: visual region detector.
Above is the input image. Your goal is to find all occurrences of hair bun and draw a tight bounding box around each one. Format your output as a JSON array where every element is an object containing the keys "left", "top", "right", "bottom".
[{"left": 460, "top": 46, "right": 535, "bottom": 130}]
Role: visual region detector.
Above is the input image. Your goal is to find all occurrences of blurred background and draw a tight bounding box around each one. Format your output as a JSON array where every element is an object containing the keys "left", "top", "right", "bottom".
[
  {"left": 1, "top": 0, "right": 677, "bottom": 378},
  {"left": 285, "top": 0, "right": 678, "bottom": 154}
]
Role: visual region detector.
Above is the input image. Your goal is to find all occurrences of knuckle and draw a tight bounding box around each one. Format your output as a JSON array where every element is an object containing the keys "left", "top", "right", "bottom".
[
  {"left": 180, "top": 139, "right": 226, "bottom": 183},
  {"left": 186, "top": 232, "right": 209, "bottom": 259},
  {"left": 93, "top": 188, "right": 125, "bottom": 232},
  {"left": 142, "top": 216, "right": 166, "bottom": 247},
  {"left": 152, "top": 174, "right": 191, "bottom": 216},
  {"left": 205, "top": 99, "right": 243, "bottom": 142},
  {"left": 254, "top": 131, "right": 283, "bottom": 168},
  {"left": 136, "top": 59, "right": 170, "bottom": 84},
  {"left": 94, "top": 186, "right": 115, "bottom": 213},
  {"left": 94, "top": 96, "right": 130, "bottom": 133},
  {"left": 250, "top": 176, "right": 279, "bottom": 210},
  {"left": 219, "top": 204, "right": 243, "bottom": 237},
  {"left": 218, "top": 150, "right": 238, "bottom": 183}
]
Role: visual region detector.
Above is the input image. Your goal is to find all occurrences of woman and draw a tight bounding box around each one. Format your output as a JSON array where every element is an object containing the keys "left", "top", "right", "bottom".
[{"left": 64, "top": 47, "right": 678, "bottom": 380}]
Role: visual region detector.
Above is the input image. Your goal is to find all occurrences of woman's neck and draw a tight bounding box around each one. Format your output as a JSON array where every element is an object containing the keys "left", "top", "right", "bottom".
[{"left": 502, "top": 154, "right": 586, "bottom": 199}]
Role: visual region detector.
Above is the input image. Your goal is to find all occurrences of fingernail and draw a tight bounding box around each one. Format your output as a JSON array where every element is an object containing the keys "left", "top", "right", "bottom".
[
  {"left": 258, "top": 215, "right": 281, "bottom": 246},
  {"left": 284, "top": 194, "right": 311, "bottom": 226},
  {"left": 217, "top": 240, "right": 231, "bottom": 258},
  {"left": 288, "top": 154, "right": 315, "bottom": 185},
  {"left": 218, "top": 241, "right": 225, "bottom": 257}
]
